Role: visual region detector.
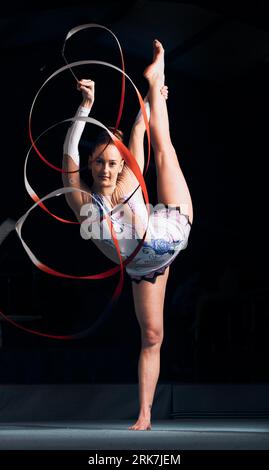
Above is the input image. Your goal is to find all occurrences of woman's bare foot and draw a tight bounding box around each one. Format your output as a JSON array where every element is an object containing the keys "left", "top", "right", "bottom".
[
  {"left": 128, "top": 415, "right": 152, "bottom": 431},
  {"left": 143, "top": 39, "right": 165, "bottom": 85}
]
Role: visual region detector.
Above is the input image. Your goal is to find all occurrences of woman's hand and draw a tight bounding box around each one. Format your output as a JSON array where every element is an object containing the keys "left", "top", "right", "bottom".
[
  {"left": 160, "top": 85, "right": 168, "bottom": 100},
  {"left": 134, "top": 85, "right": 168, "bottom": 127},
  {"left": 77, "top": 79, "right": 95, "bottom": 108}
]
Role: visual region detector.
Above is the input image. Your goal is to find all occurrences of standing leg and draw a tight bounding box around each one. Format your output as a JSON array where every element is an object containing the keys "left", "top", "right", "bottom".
[
  {"left": 128, "top": 40, "right": 193, "bottom": 431},
  {"left": 128, "top": 268, "right": 169, "bottom": 431},
  {"left": 144, "top": 40, "right": 193, "bottom": 223}
]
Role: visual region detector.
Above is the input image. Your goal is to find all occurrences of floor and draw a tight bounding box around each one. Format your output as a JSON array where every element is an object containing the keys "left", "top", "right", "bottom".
[{"left": 0, "top": 419, "right": 268, "bottom": 450}]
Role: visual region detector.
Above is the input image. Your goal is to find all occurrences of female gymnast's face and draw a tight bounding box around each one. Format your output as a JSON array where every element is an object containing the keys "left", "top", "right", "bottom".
[{"left": 89, "top": 143, "right": 124, "bottom": 193}]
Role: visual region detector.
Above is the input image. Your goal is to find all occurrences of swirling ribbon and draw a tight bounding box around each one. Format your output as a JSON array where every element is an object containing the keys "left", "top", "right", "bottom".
[{"left": 0, "top": 24, "right": 151, "bottom": 339}]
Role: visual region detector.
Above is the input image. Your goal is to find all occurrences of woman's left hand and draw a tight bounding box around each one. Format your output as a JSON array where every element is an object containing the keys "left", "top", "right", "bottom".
[{"left": 160, "top": 85, "right": 168, "bottom": 100}]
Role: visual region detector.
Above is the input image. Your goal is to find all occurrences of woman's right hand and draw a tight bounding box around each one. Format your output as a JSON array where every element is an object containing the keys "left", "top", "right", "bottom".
[{"left": 77, "top": 79, "right": 95, "bottom": 108}]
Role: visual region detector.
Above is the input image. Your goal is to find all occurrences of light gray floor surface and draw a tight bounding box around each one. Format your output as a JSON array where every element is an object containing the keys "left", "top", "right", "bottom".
[{"left": 0, "top": 420, "right": 268, "bottom": 450}]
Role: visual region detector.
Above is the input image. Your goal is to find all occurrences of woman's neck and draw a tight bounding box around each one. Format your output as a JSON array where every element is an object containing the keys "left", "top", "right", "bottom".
[{"left": 91, "top": 183, "right": 115, "bottom": 197}]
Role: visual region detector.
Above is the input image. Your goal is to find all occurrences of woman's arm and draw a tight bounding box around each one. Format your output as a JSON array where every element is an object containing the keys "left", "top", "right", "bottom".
[
  {"left": 114, "top": 99, "right": 150, "bottom": 201},
  {"left": 127, "top": 96, "right": 150, "bottom": 174},
  {"left": 62, "top": 79, "right": 95, "bottom": 221},
  {"left": 115, "top": 87, "right": 168, "bottom": 201}
]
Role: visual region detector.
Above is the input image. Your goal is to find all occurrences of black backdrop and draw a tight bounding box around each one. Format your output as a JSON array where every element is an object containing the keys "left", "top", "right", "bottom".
[{"left": 0, "top": 0, "right": 269, "bottom": 383}]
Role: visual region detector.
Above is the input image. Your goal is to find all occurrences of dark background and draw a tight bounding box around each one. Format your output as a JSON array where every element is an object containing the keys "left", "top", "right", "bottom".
[{"left": 0, "top": 0, "right": 269, "bottom": 384}]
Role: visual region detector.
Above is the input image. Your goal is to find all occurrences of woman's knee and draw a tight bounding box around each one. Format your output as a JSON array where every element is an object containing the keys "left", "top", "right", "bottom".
[
  {"left": 141, "top": 328, "right": 164, "bottom": 348},
  {"left": 154, "top": 145, "right": 177, "bottom": 164}
]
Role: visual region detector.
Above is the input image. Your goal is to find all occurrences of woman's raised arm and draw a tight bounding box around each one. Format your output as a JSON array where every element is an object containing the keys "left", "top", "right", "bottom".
[{"left": 62, "top": 79, "right": 95, "bottom": 221}]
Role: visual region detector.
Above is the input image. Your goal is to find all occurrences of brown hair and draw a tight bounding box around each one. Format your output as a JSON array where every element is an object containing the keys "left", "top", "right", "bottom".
[{"left": 89, "top": 127, "right": 124, "bottom": 159}]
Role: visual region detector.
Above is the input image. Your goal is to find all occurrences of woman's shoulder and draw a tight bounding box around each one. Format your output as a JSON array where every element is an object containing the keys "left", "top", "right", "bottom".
[
  {"left": 112, "top": 184, "right": 143, "bottom": 208},
  {"left": 81, "top": 190, "right": 93, "bottom": 206}
]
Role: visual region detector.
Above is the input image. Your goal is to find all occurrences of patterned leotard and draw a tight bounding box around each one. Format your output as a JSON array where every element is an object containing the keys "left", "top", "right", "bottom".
[{"left": 89, "top": 186, "right": 191, "bottom": 283}]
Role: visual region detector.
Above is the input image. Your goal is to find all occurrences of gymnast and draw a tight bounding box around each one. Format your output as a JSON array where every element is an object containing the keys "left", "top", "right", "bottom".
[{"left": 62, "top": 39, "right": 193, "bottom": 430}]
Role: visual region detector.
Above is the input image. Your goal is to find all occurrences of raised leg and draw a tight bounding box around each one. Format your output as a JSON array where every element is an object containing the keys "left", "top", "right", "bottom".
[
  {"left": 128, "top": 268, "right": 169, "bottom": 431},
  {"left": 144, "top": 40, "right": 193, "bottom": 223}
]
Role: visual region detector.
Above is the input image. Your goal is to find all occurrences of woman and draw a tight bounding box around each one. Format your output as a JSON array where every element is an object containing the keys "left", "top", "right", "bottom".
[{"left": 62, "top": 39, "right": 193, "bottom": 430}]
